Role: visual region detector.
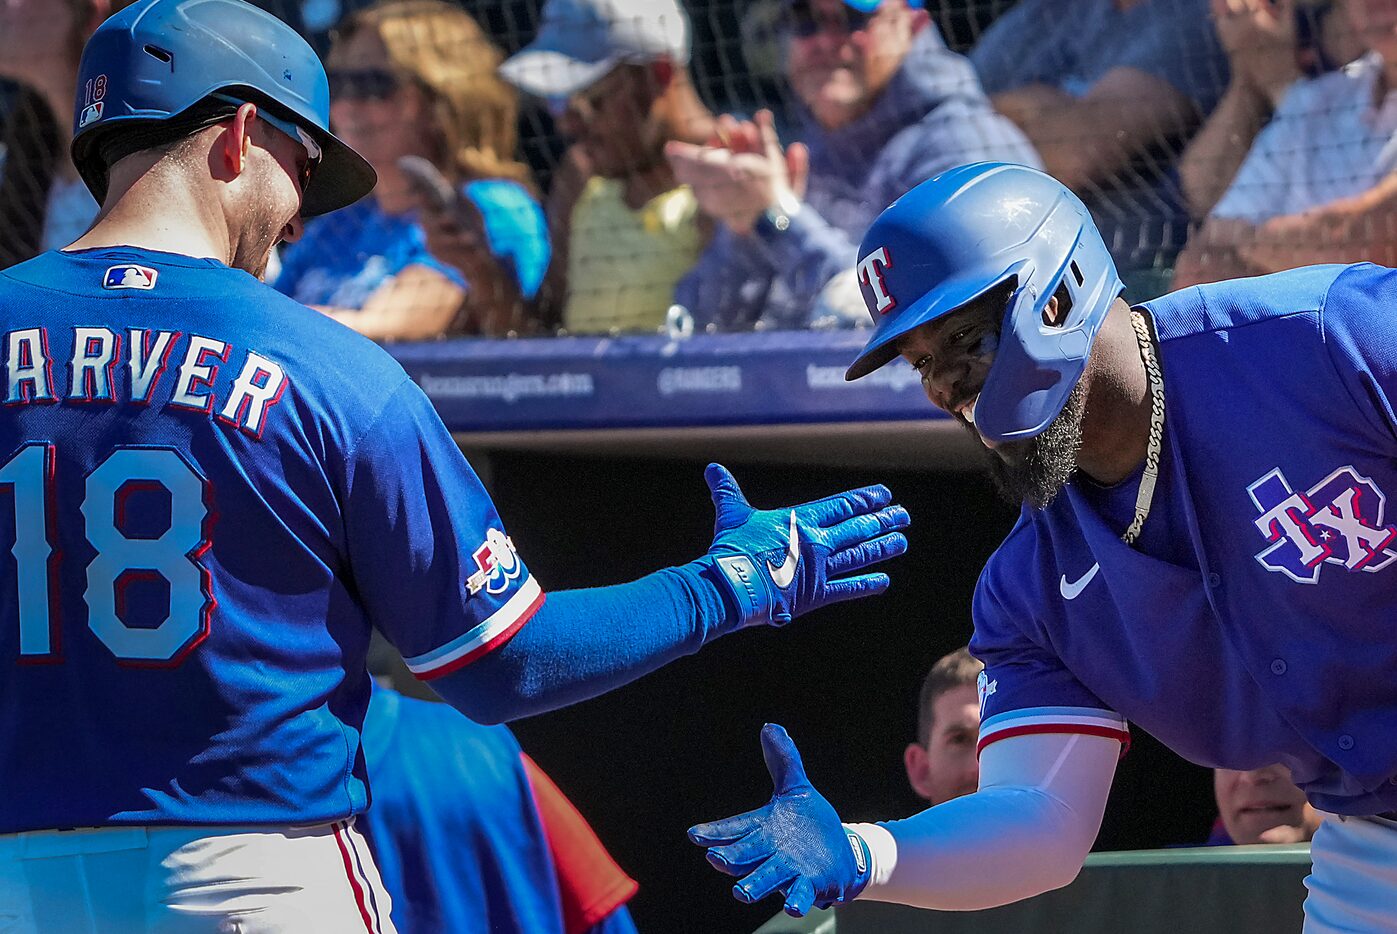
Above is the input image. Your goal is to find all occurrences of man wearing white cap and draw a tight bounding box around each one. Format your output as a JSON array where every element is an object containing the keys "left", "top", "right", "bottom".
[{"left": 500, "top": 0, "right": 717, "bottom": 334}]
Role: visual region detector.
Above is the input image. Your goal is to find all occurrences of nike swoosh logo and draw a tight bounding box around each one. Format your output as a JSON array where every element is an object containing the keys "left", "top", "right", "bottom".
[
  {"left": 767, "top": 512, "right": 799, "bottom": 589},
  {"left": 1059, "top": 563, "right": 1100, "bottom": 600}
]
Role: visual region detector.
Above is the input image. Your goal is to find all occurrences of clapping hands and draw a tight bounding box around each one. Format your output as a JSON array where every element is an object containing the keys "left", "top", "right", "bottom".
[{"left": 665, "top": 110, "right": 810, "bottom": 236}]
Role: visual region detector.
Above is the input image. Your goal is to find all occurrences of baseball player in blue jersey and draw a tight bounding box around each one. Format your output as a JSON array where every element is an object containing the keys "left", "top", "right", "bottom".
[
  {"left": 0, "top": 1, "right": 910, "bottom": 930},
  {"left": 691, "top": 162, "right": 1397, "bottom": 932}
]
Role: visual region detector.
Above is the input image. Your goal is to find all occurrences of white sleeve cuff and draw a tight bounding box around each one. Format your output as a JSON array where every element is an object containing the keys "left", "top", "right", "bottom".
[{"left": 846, "top": 822, "right": 897, "bottom": 889}]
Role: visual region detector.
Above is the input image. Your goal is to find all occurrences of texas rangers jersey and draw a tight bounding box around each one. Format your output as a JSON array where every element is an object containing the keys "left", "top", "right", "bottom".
[
  {"left": 972, "top": 262, "right": 1397, "bottom": 816},
  {"left": 0, "top": 247, "right": 542, "bottom": 833}
]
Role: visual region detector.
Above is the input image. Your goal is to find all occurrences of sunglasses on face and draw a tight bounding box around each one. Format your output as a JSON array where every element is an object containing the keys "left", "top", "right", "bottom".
[
  {"left": 782, "top": 0, "right": 875, "bottom": 38},
  {"left": 257, "top": 111, "right": 322, "bottom": 192},
  {"left": 327, "top": 68, "right": 403, "bottom": 102}
]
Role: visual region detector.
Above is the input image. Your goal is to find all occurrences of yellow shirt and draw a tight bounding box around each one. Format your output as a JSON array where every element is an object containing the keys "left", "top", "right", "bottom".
[{"left": 565, "top": 177, "right": 703, "bottom": 334}]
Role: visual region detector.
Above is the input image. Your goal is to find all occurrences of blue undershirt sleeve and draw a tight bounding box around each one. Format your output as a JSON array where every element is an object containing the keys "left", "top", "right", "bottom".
[{"left": 430, "top": 560, "right": 735, "bottom": 724}]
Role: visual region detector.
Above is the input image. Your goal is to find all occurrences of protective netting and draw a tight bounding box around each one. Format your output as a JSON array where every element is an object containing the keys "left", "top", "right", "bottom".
[{"left": 2, "top": 0, "right": 1393, "bottom": 341}]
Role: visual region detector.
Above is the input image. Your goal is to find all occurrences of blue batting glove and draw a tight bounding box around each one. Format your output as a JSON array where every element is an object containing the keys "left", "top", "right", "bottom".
[
  {"left": 701, "top": 464, "right": 909, "bottom": 630},
  {"left": 689, "top": 724, "right": 872, "bottom": 917}
]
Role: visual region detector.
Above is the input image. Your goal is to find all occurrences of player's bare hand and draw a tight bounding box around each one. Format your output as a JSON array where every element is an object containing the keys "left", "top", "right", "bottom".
[{"left": 703, "top": 464, "right": 909, "bottom": 631}]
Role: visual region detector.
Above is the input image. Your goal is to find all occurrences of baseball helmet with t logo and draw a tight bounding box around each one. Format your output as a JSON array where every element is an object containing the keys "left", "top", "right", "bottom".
[{"left": 845, "top": 162, "right": 1124, "bottom": 444}]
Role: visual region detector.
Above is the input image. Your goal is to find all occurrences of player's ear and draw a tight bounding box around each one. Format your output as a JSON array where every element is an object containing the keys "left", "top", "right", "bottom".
[{"left": 224, "top": 103, "right": 257, "bottom": 177}]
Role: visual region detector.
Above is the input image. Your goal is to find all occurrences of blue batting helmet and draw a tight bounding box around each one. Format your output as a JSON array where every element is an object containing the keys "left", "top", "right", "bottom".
[
  {"left": 71, "top": 0, "right": 375, "bottom": 217},
  {"left": 845, "top": 162, "right": 1124, "bottom": 444}
]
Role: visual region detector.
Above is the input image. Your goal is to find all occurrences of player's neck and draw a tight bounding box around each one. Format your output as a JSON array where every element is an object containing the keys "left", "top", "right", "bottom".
[
  {"left": 1075, "top": 300, "right": 1154, "bottom": 486},
  {"left": 66, "top": 166, "right": 233, "bottom": 265}
]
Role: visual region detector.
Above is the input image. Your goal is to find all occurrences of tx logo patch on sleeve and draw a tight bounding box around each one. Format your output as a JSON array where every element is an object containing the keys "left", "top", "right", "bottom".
[{"left": 103, "top": 265, "right": 159, "bottom": 291}]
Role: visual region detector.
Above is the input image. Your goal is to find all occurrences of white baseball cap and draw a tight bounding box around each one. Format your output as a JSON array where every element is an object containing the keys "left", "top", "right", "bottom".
[{"left": 500, "top": 0, "right": 691, "bottom": 100}]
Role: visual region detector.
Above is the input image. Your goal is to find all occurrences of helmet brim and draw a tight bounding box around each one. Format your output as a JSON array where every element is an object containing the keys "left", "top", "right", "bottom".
[
  {"left": 300, "top": 127, "right": 377, "bottom": 218},
  {"left": 844, "top": 261, "right": 1019, "bottom": 381}
]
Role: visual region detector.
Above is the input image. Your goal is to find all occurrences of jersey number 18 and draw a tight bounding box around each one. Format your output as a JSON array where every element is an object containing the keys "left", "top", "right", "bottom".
[{"left": 1, "top": 443, "right": 213, "bottom": 664}]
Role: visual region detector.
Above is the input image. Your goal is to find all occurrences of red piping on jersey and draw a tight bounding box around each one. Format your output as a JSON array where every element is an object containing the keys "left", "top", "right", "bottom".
[
  {"left": 416, "top": 589, "right": 546, "bottom": 682},
  {"left": 976, "top": 723, "right": 1131, "bottom": 760}
]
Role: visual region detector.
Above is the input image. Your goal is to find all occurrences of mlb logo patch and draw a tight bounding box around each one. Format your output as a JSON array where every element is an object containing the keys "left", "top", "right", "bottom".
[
  {"left": 79, "top": 102, "right": 104, "bottom": 127},
  {"left": 103, "top": 264, "right": 158, "bottom": 290}
]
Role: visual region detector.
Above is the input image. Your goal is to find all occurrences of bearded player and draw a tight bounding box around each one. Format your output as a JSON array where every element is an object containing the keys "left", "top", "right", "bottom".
[
  {"left": 0, "top": 1, "right": 910, "bottom": 930},
  {"left": 692, "top": 162, "right": 1397, "bottom": 933}
]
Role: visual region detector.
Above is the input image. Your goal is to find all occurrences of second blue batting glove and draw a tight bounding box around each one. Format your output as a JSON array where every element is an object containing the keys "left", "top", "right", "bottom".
[
  {"left": 701, "top": 464, "right": 909, "bottom": 630},
  {"left": 690, "top": 724, "right": 872, "bottom": 917}
]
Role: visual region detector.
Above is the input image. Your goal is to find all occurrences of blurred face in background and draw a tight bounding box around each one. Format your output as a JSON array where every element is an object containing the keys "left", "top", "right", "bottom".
[
  {"left": 1214, "top": 764, "right": 1321, "bottom": 845},
  {"left": 554, "top": 63, "right": 671, "bottom": 180},
  {"left": 330, "top": 0, "right": 524, "bottom": 213},
  {"left": 0, "top": 0, "right": 118, "bottom": 113},
  {"left": 328, "top": 26, "right": 435, "bottom": 215},
  {"left": 0, "top": 0, "right": 76, "bottom": 86},
  {"left": 783, "top": 0, "right": 928, "bottom": 130},
  {"left": 904, "top": 684, "right": 980, "bottom": 805},
  {"left": 1348, "top": 0, "right": 1397, "bottom": 64}
]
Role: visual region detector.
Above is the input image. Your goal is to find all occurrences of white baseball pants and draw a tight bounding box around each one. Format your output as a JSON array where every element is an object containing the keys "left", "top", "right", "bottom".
[{"left": 0, "top": 820, "right": 395, "bottom": 933}]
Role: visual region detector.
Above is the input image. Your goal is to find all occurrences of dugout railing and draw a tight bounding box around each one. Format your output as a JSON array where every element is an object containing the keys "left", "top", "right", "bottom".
[{"left": 753, "top": 844, "right": 1312, "bottom": 934}]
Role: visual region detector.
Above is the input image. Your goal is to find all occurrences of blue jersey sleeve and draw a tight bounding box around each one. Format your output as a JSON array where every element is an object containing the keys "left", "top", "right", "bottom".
[
  {"left": 1318, "top": 263, "right": 1397, "bottom": 440},
  {"left": 343, "top": 379, "right": 542, "bottom": 679},
  {"left": 970, "top": 544, "right": 1130, "bottom": 757}
]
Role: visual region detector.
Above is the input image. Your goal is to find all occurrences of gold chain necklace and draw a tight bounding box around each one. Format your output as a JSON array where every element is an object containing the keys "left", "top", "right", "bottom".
[{"left": 1121, "top": 311, "right": 1165, "bottom": 546}]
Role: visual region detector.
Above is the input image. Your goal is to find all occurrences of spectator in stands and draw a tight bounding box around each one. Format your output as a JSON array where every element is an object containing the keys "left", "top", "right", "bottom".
[
  {"left": 1177, "top": 0, "right": 1356, "bottom": 225},
  {"left": 0, "top": 0, "right": 304, "bottom": 270},
  {"left": 666, "top": 0, "right": 1040, "bottom": 331},
  {"left": 967, "top": 0, "right": 1229, "bottom": 297},
  {"left": 275, "top": 0, "right": 547, "bottom": 339},
  {"left": 0, "top": 0, "right": 138, "bottom": 268},
  {"left": 361, "top": 680, "right": 640, "bottom": 933},
  {"left": 1172, "top": 0, "right": 1396, "bottom": 285},
  {"left": 1207, "top": 764, "right": 1321, "bottom": 845},
  {"left": 903, "top": 647, "right": 983, "bottom": 806},
  {"left": 499, "top": 0, "right": 717, "bottom": 335}
]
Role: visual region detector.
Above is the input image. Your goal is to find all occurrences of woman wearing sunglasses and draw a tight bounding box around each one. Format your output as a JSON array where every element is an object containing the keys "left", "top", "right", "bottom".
[{"left": 273, "top": 0, "right": 549, "bottom": 340}]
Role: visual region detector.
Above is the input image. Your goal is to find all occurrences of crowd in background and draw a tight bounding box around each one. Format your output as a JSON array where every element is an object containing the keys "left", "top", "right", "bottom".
[
  {"left": 4, "top": 0, "right": 1395, "bottom": 342},
  {"left": 0, "top": 0, "right": 1370, "bottom": 923}
]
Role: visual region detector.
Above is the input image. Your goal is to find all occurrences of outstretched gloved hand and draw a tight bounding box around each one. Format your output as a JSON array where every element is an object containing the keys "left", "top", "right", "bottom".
[
  {"left": 690, "top": 724, "right": 872, "bottom": 917},
  {"left": 701, "top": 463, "right": 909, "bottom": 630}
]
